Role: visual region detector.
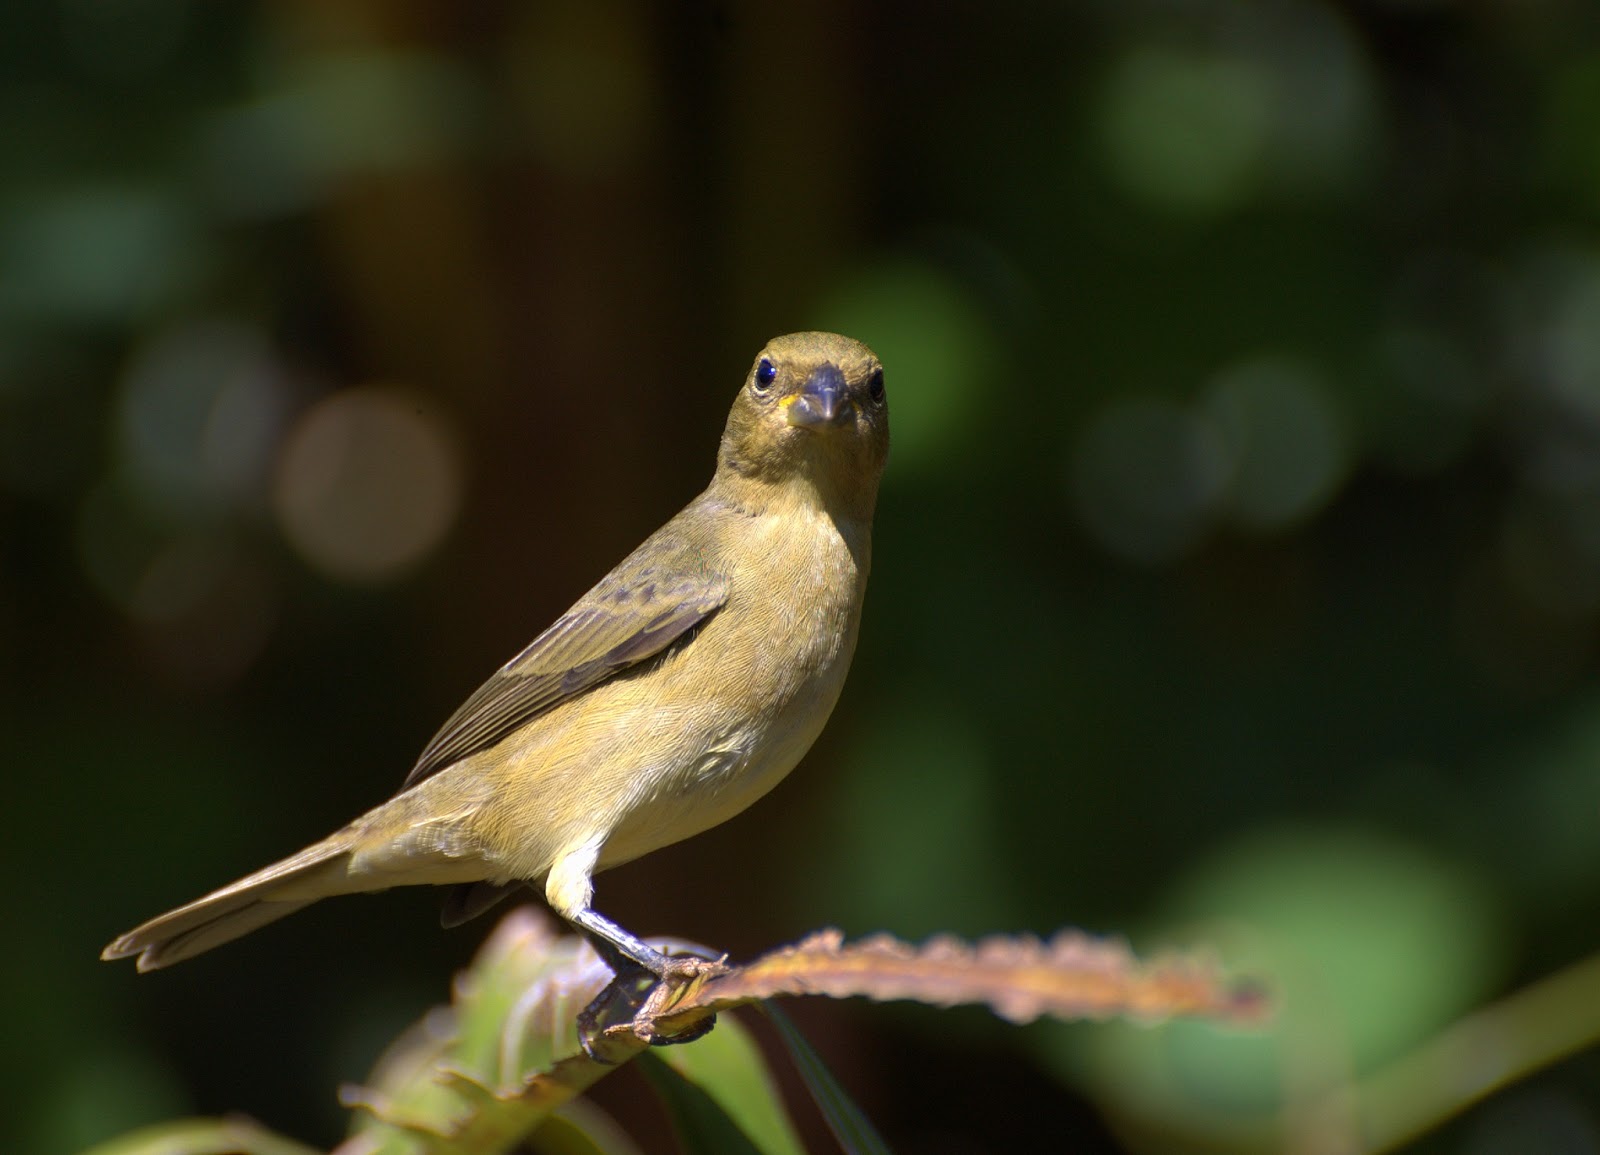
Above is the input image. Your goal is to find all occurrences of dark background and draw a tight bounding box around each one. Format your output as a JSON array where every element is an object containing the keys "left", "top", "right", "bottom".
[{"left": 7, "top": 2, "right": 1600, "bottom": 1152}]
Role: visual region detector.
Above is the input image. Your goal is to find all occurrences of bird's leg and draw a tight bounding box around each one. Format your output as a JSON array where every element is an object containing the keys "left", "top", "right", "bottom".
[
  {"left": 569, "top": 907, "right": 719, "bottom": 1055},
  {"left": 571, "top": 907, "right": 673, "bottom": 991},
  {"left": 548, "top": 847, "right": 719, "bottom": 1054}
]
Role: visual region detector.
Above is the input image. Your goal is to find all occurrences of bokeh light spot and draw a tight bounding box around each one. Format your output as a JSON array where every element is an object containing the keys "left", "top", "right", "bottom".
[
  {"left": 1070, "top": 396, "right": 1228, "bottom": 565},
  {"left": 24, "top": 1044, "right": 188, "bottom": 1155},
  {"left": 1097, "top": 45, "right": 1273, "bottom": 217},
  {"left": 273, "top": 386, "right": 462, "bottom": 584},
  {"left": 202, "top": 51, "right": 482, "bottom": 218},
  {"left": 814, "top": 257, "right": 997, "bottom": 477},
  {"left": 1, "top": 185, "right": 204, "bottom": 324},
  {"left": 1059, "top": 826, "right": 1506, "bottom": 1137},
  {"left": 818, "top": 701, "right": 1019, "bottom": 938},
  {"left": 1507, "top": 247, "right": 1600, "bottom": 479},
  {"left": 292, "top": 53, "right": 482, "bottom": 178},
  {"left": 116, "top": 319, "right": 287, "bottom": 516},
  {"left": 1245, "top": 2, "right": 1378, "bottom": 201},
  {"left": 1171, "top": 826, "right": 1506, "bottom": 1066},
  {"left": 1205, "top": 356, "right": 1347, "bottom": 531},
  {"left": 1532, "top": 256, "right": 1600, "bottom": 416},
  {"left": 1368, "top": 325, "right": 1487, "bottom": 474}
]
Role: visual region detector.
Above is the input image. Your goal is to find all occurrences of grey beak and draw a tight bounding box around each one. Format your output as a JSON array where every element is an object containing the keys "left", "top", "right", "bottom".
[{"left": 786, "top": 363, "right": 851, "bottom": 428}]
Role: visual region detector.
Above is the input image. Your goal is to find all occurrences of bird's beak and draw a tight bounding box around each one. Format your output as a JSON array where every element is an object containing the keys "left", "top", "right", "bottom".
[{"left": 785, "top": 363, "right": 852, "bottom": 429}]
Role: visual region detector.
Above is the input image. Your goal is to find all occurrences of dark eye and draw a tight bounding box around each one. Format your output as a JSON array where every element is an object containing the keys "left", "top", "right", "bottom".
[
  {"left": 753, "top": 358, "right": 777, "bottom": 392},
  {"left": 868, "top": 367, "right": 885, "bottom": 403}
]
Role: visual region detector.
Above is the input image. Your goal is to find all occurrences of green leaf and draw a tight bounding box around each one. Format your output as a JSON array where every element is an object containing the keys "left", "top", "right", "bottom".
[
  {"left": 643, "top": 1010, "right": 806, "bottom": 1155},
  {"left": 639, "top": 1051, "right": 767, "bottom": 1155},
  {"left": 762, "top": 1005, "right": 892, "bottom": 1155},
  {"left": 78, "top": 1117, "right": 324, "bottom": 1155},
  {"left": 449, "top": 909, "right": 597, "bottom": 1086},
  {"left": 529, "top": 1101, "right": 648, "bottom": 1155}
]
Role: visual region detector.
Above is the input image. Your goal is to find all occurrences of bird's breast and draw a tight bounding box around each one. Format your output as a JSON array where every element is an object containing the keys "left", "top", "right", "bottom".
[{"left": 598, "top": 506, "right": 870, "bottom": 863}]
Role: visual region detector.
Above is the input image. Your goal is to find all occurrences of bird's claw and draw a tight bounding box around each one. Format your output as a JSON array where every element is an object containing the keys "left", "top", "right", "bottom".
[{"left": 577, "top": 953, "right": 729, "bottom": 1062}]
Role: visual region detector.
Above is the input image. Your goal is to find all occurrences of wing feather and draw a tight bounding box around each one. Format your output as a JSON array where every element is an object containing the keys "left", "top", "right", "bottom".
[{"left": 402, "top": 572, "right": 727, "bottom": 789}]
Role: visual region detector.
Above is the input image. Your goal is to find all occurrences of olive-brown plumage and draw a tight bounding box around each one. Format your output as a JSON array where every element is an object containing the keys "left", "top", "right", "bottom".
[{"left": 103, "top": 332, "right": 889, "bottom": 976}]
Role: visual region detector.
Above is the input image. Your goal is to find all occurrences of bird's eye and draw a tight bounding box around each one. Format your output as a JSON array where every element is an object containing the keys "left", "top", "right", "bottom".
[
  {"left": 868, "top": 367, "right": 885, "bottom": 404},
  {"left": 753, "top": 358, "right": 777, "bottom": 393}
]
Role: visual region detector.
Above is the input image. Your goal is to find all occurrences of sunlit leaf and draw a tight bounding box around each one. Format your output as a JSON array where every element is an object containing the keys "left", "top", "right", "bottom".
[
  {"left": 638, "top": 1053, "right": 768, "bottom": 1155},
  {"left": 648, "top": 1010, "right": 806, "bottom": 1155}
]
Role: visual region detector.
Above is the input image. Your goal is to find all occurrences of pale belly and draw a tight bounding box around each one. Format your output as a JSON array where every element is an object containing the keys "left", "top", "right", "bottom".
[{"left": 594, "top": 653, "right": 851, "bottom": 869}]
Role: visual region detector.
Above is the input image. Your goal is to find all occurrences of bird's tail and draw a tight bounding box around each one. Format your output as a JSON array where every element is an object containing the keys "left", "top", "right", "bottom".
[{"left": 101, "top": 830, "right": 360, "bottom": 971}]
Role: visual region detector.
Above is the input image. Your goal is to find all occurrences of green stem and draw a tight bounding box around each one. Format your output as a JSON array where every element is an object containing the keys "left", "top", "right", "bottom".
[{"left": 1352, "top": 949, "right": 1600, "bottom": 1152}]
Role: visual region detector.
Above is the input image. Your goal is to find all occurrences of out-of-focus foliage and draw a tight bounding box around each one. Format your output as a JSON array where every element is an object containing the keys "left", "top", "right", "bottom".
[{"left": 7, "top": 1, "right": 1600, "bottom": 1152}]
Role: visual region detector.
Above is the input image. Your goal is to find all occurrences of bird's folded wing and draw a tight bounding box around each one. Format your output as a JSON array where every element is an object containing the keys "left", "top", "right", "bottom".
[{"left": 402, "top": 573, "right": 728, "bottom": 789}]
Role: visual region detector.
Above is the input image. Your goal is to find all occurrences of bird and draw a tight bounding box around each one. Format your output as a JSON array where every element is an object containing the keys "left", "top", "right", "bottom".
[{"left": 102, "top": 331, "right": 889, "bottom": 1015}]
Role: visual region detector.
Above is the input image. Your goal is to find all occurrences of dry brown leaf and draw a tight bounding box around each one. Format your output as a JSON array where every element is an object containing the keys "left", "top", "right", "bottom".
[{"left": 643, "top": 926, "right": 1265, "bottom": 1042}]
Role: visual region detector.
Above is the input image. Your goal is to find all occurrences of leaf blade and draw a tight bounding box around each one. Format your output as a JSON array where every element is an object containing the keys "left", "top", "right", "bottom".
[
  {"left": 647, "top": 1010, "right": 807, "bottom": 1155},
  {"left": 762, "top": 1004, "right": 891, "bottom": 1155}
]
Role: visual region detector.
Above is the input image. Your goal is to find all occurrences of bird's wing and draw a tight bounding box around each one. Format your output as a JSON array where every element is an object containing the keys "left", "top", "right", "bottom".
[{"left": 402, "top": 571, "right": 728, "bottom": 789}]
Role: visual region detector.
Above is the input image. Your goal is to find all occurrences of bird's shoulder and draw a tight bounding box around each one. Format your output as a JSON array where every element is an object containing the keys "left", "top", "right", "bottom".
[
  {"left": 575, "top": 494, "right": 736, "bottom": 609},
  {"left": 397, "top": 497, "right": 735, "bottom": 790}
]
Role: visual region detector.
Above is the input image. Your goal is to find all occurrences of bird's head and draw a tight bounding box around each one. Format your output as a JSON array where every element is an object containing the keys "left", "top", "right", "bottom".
[{"left": 715, "top": 332, "right": 889, "bottom": 520}]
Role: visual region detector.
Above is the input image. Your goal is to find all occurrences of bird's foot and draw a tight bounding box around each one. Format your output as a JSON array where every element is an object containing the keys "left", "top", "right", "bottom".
[{"left": 577, "top": 951, "right": 729, "bottom": 1062}]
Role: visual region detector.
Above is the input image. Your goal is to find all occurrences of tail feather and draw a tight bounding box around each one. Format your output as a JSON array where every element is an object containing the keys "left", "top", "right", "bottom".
[
  {"left": 103, "top": 833, "right": 356, "bottom": 971},
  {"left": 122, "top": 896, "right": 320, "bottom": 971}
]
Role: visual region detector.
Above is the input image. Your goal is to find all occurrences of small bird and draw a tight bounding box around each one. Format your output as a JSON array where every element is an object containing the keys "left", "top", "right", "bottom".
[{"left": 103, "top": 332, "right": 889, "bottom": 1007}]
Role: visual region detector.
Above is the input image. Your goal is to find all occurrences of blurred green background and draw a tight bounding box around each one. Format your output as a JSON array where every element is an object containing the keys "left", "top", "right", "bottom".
[{"left": 6, "top": 1, "right": 1600, "bottom": 1152}]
